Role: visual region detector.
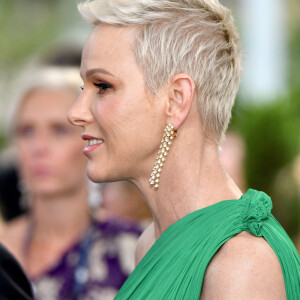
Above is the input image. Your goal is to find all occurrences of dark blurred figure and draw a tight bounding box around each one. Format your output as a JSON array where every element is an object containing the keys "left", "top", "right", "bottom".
[
  {"left": 0, "top": 164, "right": 25, "bottom": 221},
  {"left": 42, "top": 45, "right": 82, "bottom": 67},
  {"left": 0, "top": 242, "right": 33, "bottom": 300}
]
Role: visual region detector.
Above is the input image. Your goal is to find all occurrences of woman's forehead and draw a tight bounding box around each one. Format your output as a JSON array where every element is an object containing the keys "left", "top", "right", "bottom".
[
  {"left": 81, "top": 25, "right": 138, "bottom": 76},
  {"left": 17, "top": 89, "right": 75, "bottom": 119}
]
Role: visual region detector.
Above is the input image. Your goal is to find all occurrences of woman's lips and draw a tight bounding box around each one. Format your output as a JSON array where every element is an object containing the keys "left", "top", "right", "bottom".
[
  {"left": 83, "top": 142, "right": 103, "bottom": 154},
  {"left": 82, "top": 134, "right": 104, "bottom": 155},
  {"left": 31, "top": 167, "right": 53, "bottom": 177}
]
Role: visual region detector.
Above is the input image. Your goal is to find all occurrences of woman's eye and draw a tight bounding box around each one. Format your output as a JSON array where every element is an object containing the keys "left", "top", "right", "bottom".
[
  {"left": 80, "top": 85, "right": 84, "bottom": 91},
  {"left": 15, "top": 126, "right": 34, "bottom": 138},
  {"left": 93, "top": 82, "right": 112, "bottom": 94},
  {"left": 53, "top": 125, "right": 69, "bottom": 136}
]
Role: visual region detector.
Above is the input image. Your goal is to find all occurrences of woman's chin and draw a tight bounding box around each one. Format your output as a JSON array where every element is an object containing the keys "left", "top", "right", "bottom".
[
  {"left": 87, "top": 171, "right": 103, "bottom": 183},
  {"left": 87, "top": 166, "right": 127, "bottom": 184},
  {"left": 87, "top": 166, "right": 110, "bottom": 183}
]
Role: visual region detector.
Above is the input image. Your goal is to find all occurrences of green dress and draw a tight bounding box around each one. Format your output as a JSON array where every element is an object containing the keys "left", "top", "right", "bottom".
[{"left": 115, "top": 189, "right": 300, "bottom": 299}]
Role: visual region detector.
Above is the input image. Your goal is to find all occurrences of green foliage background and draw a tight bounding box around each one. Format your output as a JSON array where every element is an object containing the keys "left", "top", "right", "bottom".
[
  {"left": 229, "top": 6, "right": 300, "bottom": 239},
  {"left": 230, "top": 90, "right": 300, "bottom": 240}
]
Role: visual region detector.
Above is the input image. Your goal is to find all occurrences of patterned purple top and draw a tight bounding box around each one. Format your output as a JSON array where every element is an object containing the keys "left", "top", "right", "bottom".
[{"left": 31, "top": 219, "right": 142, "bottom": 300}]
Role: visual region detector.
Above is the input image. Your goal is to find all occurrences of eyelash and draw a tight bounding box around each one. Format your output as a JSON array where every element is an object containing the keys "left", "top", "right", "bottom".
[
  {"left": 94, "top": 82, "right": 112, "bottom": 95},
  {"left": 80, "top": 82, "right": 113, "bottom": 94}
]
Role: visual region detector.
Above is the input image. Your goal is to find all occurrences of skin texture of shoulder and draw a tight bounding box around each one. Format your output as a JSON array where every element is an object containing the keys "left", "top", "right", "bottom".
[
  {"left": 135, "top": 222, "right": 155, "bottom": 266},
  {"left": 200, "top": 231, "right": 286, "bottom": 300}
]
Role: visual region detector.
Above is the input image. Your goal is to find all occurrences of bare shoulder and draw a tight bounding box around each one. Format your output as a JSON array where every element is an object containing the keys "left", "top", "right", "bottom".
[
  {"left": 135, "top": 221, "right": 155, "bottom": 266},
  {"left": 0, "top": 216, "right": 28, "bottom": 260},
  {"left": 201, "top": 231, "right": 286, "bottom": 300}
]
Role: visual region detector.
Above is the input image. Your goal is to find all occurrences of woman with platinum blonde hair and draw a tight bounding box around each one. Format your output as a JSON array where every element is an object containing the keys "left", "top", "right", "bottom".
[{"left": 69, "top": 0, "right": 300, "bottom": 299}]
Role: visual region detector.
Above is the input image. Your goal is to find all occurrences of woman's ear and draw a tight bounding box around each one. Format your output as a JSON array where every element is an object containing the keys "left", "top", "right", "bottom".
[{"left": 166, "top": 73, "right": 195, "bottom": 130}]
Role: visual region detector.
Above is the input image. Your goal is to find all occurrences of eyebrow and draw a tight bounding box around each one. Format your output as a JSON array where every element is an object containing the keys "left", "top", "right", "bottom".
[{"left": 84, "top": 68, "right": 115, "bottom": 78}]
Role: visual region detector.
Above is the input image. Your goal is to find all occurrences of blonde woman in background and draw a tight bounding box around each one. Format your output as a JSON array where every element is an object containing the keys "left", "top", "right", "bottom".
[
  {"left": 0, "top": 67, "right": 142, "bottom": 300},
  {"left": 68, "top": 0, "right": 300, "bottom": 299}
]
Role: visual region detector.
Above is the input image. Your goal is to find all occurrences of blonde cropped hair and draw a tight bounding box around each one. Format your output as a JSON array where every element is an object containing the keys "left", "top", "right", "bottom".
[
  {"left": 78, "top": 0, "right": 242, "bottom": 142},
  {"left": 7, "top": 67, "right": 82, "bottom": 135}
]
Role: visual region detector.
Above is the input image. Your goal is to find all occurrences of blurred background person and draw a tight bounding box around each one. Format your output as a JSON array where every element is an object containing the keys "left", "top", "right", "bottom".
[
  {"left": 0, "top": 46, "right": 85, "bottom": 224},
  {"left": 0, "top": 66, "right": 142, "bottom": 300},
  {"left": 99, "top": 181, "right": 152, "bottom": 228},
  {"left": 220, "top": 131, "right": 246, "bottom": 192},
  {"left": 292, "top": 154, "right": 300, "bottom": 252}
]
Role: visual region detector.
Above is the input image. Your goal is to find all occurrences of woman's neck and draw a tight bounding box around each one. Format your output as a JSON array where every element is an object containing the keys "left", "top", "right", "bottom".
[
  {"left": 30, "top": 186, "right": 91, "bottom": 243},
  {"left": 135, "top": 132, "right": 242, "bottom": 239}
]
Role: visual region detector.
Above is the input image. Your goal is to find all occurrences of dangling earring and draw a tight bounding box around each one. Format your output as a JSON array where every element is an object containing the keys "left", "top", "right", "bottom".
[{"left": 149, "top": 123, "right": 177, "bottom": 190}]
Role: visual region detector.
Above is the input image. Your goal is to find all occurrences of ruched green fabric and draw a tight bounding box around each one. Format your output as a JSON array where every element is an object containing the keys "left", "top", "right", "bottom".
[{"left": 115, "top": 189, "right": 300, "bottom": 299}]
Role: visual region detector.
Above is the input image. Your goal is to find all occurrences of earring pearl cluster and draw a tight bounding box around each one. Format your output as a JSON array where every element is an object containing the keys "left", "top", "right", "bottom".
[{"left": 149, "top": 124, "right": 177, "bottom": 190}]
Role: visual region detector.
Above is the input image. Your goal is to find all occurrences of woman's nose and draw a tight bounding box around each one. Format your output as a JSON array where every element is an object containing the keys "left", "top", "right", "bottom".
[
  {"left": 31, "top": 132, "right": 49, "bottom": 156},
  {"left": 67, "top": 94, "right": 93, "bottom": 127}
]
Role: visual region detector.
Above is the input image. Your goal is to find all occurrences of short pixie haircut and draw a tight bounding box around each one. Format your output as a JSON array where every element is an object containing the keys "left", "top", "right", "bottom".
[{"left": 78, "top": 0, "right": 242, "bottom": 142}]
